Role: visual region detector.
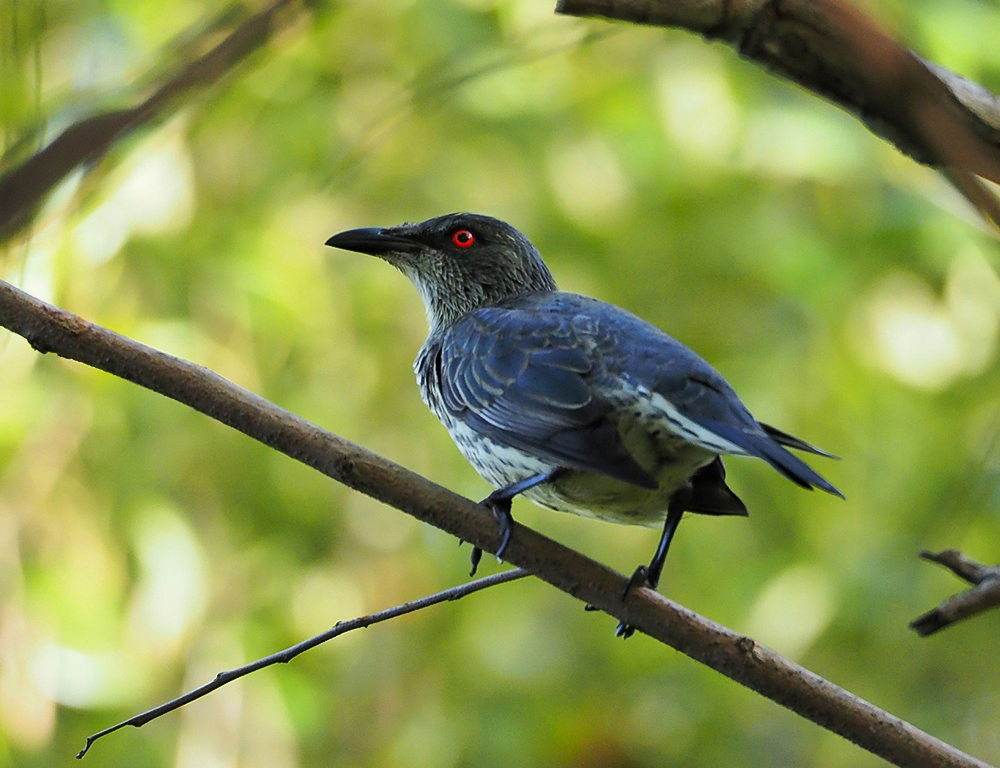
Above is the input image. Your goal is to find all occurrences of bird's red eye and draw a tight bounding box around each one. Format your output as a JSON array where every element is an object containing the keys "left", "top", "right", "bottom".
[{"left": 452, "top": 229, "right": 475, "bottom": 248}]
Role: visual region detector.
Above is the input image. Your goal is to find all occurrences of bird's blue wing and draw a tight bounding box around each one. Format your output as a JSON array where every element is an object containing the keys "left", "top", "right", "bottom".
[
  {"left": 508, "top": 292, "right": 842, "bottom": 498},
  {"left": 438, "top": 292, "right": 840, "bottom": 498},
  {"left": 438, "top": 307, "right": 658, "bottom": 489}
]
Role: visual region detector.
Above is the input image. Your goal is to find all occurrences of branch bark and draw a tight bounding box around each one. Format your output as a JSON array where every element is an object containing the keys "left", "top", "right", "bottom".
[
  {"left": 0, "top": 280, "right": 994, "bottom": 768},
  {"left": 911, "top": 549, "right": 1000, "bottom": 636},
  {"left": 0, "top": 0, "right": 312, "bottom": 242},
  {"left": 555, "top": 0, "right": 1000, "bottom": 231}
]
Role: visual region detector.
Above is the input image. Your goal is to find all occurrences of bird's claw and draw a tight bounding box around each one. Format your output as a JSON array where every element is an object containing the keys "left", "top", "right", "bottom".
[
  {"left": 584, "top": 602, "right": 633, "bottom": 636},
  {"left": 468, "top": 546, "right": 483, "bottom": 577},
  {"left": 495, "top": 515, "right": 513, "bottom": 561},
  {"left": 621, "top": 564, "right": 653, "bottom": 600},
  {"left": 468, "top": 495, "right": 514, "bottom": 576},
  {"left": 479, "top": 494, "right": 515, "bottom": 562},
  {"left": 615, "top": 621, "right": 636, "bottom": 639},
  {"left": 616, "top": 565, "right": 655, "bottom": 640}
]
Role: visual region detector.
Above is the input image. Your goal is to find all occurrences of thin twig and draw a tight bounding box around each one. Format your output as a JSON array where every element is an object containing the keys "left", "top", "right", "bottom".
[
  {"left": 0, "top": 0, "right": 312, "bottom": 241},
  {"left": 76, "top": 568, "right": 527, "bottom": 759},
  {"left": 911, "top": 550, "right": 1000, "bottom": 636},
  {"left": 555, "top": 0, "right": 1000, "bottom": 233},
  {"left": 1, "top": 282, "right": 994, "bottom": 768}
]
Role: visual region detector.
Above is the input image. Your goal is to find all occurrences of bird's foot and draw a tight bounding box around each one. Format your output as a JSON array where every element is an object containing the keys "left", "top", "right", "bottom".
[
  {"left": 621, "top": 564, "right": 653, "bottom": 600},
  {"left": 615, "top": 621, "right": 636, "bottom": 639},
  {"left": 469, "top": 493, "right": 515, "bottom": 576},
  {"left": 482, "top": 496, "right": 515, "bottom": 560},
  {"left": 615, "top": 565, "right": 656, "bottom": 640}
]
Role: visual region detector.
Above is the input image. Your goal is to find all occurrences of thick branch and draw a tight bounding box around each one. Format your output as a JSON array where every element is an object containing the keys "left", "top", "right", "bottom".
[
  {"left": 77, "top": 568, "right": 529, "bottom": 759},
  {"left": 555, "top": 0, "right": 1000, "bottom": 230},
  {"left": 0, "top": 0, "right": 311, "bottom": 241},
  {"left": 911, "top": 550, "right": 1000, "bottom": 636},
  {"left": 0, "top": 279, "right": 993, "bottom": 768}
]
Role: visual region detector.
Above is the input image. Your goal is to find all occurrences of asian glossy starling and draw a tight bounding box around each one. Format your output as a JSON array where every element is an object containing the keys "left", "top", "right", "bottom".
[{"left": 326, "top": 213, "right": 841, "bottom": 637}]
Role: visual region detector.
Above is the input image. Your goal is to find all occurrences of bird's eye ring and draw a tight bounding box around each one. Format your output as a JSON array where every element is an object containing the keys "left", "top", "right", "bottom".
[{"left": 452, "top": 229, "right": 475, "bottom": 248}]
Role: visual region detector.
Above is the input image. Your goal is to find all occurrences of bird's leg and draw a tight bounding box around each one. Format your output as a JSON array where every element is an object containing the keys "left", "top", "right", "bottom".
[
  {"left": 469, "top": 469, "right": 564, "bottom": 576},
  {"left": 627, "top": 501, "right": 685, "bottom": 593},
  {"left": 616, "top": 489, "right": 689, "bottom": 639}
]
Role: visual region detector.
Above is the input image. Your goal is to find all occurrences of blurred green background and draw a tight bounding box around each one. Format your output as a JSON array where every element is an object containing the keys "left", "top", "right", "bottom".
[{"left": 2, "top": 0, "right": 1000, "bottom": 766}]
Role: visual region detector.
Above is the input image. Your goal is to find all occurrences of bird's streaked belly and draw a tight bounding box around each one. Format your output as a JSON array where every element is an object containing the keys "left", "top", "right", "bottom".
[{"left": 444, "top": 419, "right": 715, "bottom": 528}]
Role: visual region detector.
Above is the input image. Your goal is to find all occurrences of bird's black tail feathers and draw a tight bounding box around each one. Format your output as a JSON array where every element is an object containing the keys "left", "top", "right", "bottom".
[
  {"left": 687, "top": 458, "right": 749, "bottom": 517},
  {"left": 759, "top": 422, "right": 839, "bottom": 460},
  {"left": 699, "top": 419, "right": 844, "bottom": 499}
]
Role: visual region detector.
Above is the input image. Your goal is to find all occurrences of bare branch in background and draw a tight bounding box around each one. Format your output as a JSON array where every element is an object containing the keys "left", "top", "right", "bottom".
[
  {"left": 0, "top": 281, "right": 994, "bottom": 768},
  {"left": 556, "top": 0, "right": 1000, "bottom": 232},
  {"left": 7, "top": 0, "right": 1000, "bottom": 242},
  {"left": 0, "top": 0, "right": 312, "bottom": 242},
  {"left": 76, "top": 568, "right": 529, "bottom": 759},
  {"left": 911, "top": 549, "right": 1000, "bottom": 636}
]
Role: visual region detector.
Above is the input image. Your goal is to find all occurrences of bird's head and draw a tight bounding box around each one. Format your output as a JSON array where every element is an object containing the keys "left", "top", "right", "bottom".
[{"left": 325, "top": 213, "right": 557, "bottom": 333}]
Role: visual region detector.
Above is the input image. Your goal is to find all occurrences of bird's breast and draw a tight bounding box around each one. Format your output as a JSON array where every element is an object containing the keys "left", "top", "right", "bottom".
[{"left": 443, "top": 419, "right": 558, "bottom": 488}]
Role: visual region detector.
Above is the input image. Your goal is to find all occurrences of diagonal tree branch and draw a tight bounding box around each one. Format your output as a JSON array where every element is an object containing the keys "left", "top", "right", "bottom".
[
  {"left": 0, "top": 0, "right": 314, "bottom": 242},
  {"left": 76, "top": 568, "right": 529, "bottom": 759},
  {"left": 0, "top": 280, "right": 995, "bottom": 768},
  {"left": 555, "top": 0, "right": 1000, "bottom": 232},
  {"left": 911, "top": 549, "right": 1000, "bottom": 636}
]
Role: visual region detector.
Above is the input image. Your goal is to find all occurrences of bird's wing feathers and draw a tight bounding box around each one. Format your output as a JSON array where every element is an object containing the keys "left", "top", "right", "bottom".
[
  {"left": 439, "top": 293, "right": 839, "bottom": 498},
  {"left": 439, "top": 308, "right": 658, "bottom": 489}
]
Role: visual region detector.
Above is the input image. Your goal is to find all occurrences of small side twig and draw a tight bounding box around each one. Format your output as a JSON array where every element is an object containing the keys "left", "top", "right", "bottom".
[
  {"left": 76, "top": 567, "right": 528, "bottom": 759},
  {"left": 911, "top": 550, "right": 1000, "bottom": 636}
]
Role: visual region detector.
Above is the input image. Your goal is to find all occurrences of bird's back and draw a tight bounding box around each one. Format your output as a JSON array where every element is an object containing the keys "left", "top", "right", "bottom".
[
  {"left": 415, "top": 290, "right": 793, "bottom": 525},
  {"left": 491, "top": 292, "right": 748, "bottom": 412}
]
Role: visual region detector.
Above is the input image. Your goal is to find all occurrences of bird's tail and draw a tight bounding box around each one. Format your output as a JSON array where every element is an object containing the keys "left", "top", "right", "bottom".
[
  {"left": 744, "top": 432, "right": 844, "bottom": 498},
  {"left": 697, "top": 418, "right": 844, "bottom": 499},
  {"left": 759, "top": 422, "right": 838, "bottom": 459}
]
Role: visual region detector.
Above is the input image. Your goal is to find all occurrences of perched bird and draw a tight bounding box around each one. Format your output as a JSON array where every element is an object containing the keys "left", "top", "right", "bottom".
[{"left": 327, "top": 213, "right": 841, "bottom": 636}]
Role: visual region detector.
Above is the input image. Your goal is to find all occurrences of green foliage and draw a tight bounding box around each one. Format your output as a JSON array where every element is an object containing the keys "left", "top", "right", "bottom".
[{"left": 2, "top": 0, "right": 1000, "bottom": 766}]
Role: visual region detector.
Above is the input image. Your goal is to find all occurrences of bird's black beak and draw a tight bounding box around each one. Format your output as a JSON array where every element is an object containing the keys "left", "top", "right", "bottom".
[{"left": 324, "top": 227, "right": 423, "bottom": 256}]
